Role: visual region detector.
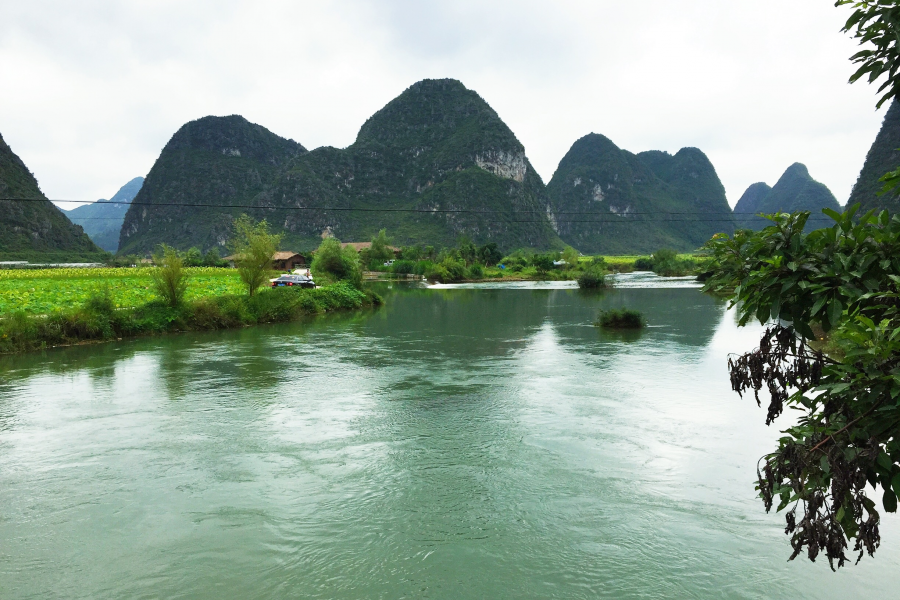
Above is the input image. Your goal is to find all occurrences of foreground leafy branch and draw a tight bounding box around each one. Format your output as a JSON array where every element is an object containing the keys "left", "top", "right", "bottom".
[{"left": 703, "top": 207, "right": 900, "bottom": 569}]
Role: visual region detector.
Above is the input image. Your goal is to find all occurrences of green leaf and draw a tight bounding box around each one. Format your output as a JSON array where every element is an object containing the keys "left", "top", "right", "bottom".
[
  {"left": 892, "top": 473, "right": 900, "bottom": 498},
  {"left": 884, "top": 489, "right": 898, "bottom": 513},
  {"left": 828, "top": 299, "right": 843, "bottom": 329}
]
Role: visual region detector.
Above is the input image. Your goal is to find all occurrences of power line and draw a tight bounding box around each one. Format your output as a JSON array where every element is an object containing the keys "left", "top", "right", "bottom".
[{"left": 1, "top": 196, "right": 840, "bottom": 220}]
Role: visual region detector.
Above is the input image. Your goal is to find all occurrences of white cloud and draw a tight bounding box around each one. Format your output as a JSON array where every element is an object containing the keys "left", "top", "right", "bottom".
[{"left": 0, "top": 0, "right": 886, "bottom": 207}]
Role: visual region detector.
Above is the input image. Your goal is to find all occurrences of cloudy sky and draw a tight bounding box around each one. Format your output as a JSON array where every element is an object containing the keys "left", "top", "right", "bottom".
[{"left": 0, "top": 0, "right": 888, "bottom": 208}]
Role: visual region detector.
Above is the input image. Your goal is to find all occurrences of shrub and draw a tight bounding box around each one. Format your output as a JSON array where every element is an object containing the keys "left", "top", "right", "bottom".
[
  {"left": 151, "top": 244, "right": 189, "bottom": 308},
  {"left": 577, "top": 267, "right": 607, "bottom": 289},
  {"left": 531, "top": 253, "right": 556, "bottom": 274},
  {"left": 468, "top": 263, "right": 484, "bottom": 279},
  {"left": 391, "top": 260, "right": 415, "bottom": 274},
  {"left": 596, "top": 308, "right": 646, "bottom": 329},
  {"left": 634, "top": 257, "right": 654, "bottom": 271},
  {"left": 311, "top": 237, "right": 363, "bottom": 288}
]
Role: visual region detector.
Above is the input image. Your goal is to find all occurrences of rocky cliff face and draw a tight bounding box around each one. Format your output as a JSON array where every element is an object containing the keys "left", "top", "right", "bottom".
[
  {"left": 118, "top": 80, "right": 560, "bottom": 254},
  {"left": 847, "top": 100, "right": 900, "bottom": 214},
  {"left": 65, "top": 176, "right": 144, "bottom": 252},
  {"left": 734, "top": 164, "right": 840, "bottom": 230},
  {"left": 546, "top": 134, "right": 733, "bottom": 254},
  {"left": 0, "top": 132, "right": 103, "bottom": 260}
]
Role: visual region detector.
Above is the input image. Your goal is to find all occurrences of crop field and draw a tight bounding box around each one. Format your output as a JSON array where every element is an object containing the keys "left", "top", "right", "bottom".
[{"left": 0, "top": 267, "right": 244, "bottom": 315}]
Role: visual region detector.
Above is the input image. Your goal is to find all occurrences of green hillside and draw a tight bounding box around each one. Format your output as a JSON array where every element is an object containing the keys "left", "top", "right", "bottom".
[
  {"left": 847, "top": 99, "right": 900, "bottom": 214},
  {"left": 0, "top": 132, "right": 104, "bottom": 261},
  {"left": 118, "top": 80, "right": 561, "bottom": 254},
  {"left": 118, "top": 116, "right": 307, "bottom": 254},
  {"left": 546, "top": 134, "right": 734, "bottom": 254},
  {"left": 65, "top": 177, "right": 143, "bottom": 252},
  {"left": 734, "top": 163, "right": 840, "bottom": 230}
]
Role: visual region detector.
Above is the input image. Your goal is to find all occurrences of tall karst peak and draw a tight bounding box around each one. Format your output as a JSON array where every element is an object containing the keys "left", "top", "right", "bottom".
[
  {"left": 119, "top": 81, "right": 560, "bottom": 254},
  {"left": 847, "top": 99, "right": 900, "bottom": 214},
  {"left": 547, "top": 134, "right": 733, "bottom": 254},
  {"left": 734, "top": 163, "right": 840, "bottom": 230},
  {"left": 164, "top": 115, "right": 306, "bottom": 165}
]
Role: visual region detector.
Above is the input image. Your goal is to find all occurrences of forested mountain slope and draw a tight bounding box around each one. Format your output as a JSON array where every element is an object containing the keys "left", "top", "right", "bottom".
[
  {"left": 0, "top": 132, "right": 103, "bottom": 261},
  {"left": 734, "top": 163, "right": 840, "bottom": 230},
  {"left": 118, "top": 116, "right": 307, "bottom": 254},
  {"left": 546, "top": 134, "right": 734, "bottom": 254},
  {"left": 847, "top": 99, "right": 900, "bottom": 214},
  {"left": 118, "top": 79, "right": 561, "bottom": 254}
]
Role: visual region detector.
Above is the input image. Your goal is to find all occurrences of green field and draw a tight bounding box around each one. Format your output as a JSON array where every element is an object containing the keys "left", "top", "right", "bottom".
[{"left": 0, "top": 267, "right": 245, "bottom": 315}]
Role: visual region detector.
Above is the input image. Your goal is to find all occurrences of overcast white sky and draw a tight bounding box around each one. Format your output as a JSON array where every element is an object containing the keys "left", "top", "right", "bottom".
[{"left": 0, "top": 0, "right": 888, "bottom": 208}]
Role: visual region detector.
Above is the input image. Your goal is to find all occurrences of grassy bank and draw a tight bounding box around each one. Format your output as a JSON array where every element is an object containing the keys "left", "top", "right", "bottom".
[{"left": 0, "top": 282, "right": 381, "bottom": 354}]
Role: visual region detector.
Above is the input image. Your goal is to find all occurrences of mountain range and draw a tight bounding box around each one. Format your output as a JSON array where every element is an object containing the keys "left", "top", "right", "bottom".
[
  {"left": 0, "top": 132, "right": 103, "bottom": 261},
  {"left": 733, "top": 163, "right": 841, "bottom": 230},
  {"left": 546, "top": 134, "right": 734, "bottom": 253},
  {"left": 64, "top": 177, "right": 144, "bottom": 252},
  {"left": 5, "top": 78, "right": 894, "bottom": 260}
]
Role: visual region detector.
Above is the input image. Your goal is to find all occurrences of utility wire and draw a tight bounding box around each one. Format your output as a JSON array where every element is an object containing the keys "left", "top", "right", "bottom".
[{"left": 1, "top": 196, "right": 839, "bottom": 221}]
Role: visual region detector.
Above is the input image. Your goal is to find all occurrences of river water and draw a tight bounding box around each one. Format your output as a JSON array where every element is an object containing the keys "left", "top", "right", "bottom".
[{"left": 1, "top": 274, "right": 897, "bottom": 599}]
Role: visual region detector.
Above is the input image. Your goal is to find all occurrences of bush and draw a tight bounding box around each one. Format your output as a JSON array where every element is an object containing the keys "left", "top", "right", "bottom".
[
  {"left": 634, "top": 257, "right": 654, "bottom": 271},
  {"left": 596, "top": 308, "right": 646, "bottom": 329},
  {"left": 391, "top": 260, "right": 415, "bottom": 274},
  {"left": 151, "top": 245, "right": 189, "bottom": 308},
  {"left": 311, "top": 237, "right": 363, "bottom": 288},
  {"left": 468, "top": 263, "right": 484, "bottom": 279},
  {"left": 531, "top": 253, "right": 556, "bottom": 274},
  {"left": 577, "top": 267, "right": 607, "bottom": 289}
]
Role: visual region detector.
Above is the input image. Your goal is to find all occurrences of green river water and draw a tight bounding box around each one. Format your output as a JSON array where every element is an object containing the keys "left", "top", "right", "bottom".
[{"left": 1, "top": 274, "right": 897, "bottom": 599}]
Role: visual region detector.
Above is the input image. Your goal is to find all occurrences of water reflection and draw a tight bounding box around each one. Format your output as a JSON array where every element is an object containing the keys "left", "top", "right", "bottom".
[{"left": 1, "top": 278, "right": 898, "bottom": 599}]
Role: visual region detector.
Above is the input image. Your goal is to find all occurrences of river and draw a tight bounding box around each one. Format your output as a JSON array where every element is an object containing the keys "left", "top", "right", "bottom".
[{"left": 1, "top": 274, "right": 897, "bottom": 599}]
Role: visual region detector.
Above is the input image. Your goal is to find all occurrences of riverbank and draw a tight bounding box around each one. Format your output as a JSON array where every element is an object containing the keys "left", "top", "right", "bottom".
[{"left": 0, "top": 282, "right": 382, "bottom": 354}]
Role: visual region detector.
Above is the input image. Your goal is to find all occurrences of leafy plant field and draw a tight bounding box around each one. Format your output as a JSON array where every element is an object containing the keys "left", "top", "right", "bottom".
[{"left": 0, "top": 268, "right": 244, "bottom": 315}]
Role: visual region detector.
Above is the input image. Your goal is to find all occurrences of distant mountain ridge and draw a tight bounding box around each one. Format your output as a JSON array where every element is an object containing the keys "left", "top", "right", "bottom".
[
  {"left": 546, "top": 133, "right": 734, "bottom": 254},
  {"left": 0, "top": 131, "right": 103, "bottom": 261},
  {"left": 65, "top": 177, "right": 144, "bottom": 252},
  {"left": 119, "top": 79, "right": 561, "bottom": 254},
  {"left": 734, "top": 163, "right": 840, "bottom": 230},
  {"left": 847, "top": 99, "right": 900, "bottom": 214}
]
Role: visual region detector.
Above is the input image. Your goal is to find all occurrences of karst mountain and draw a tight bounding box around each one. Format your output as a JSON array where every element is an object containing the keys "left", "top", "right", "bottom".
[
  {"left": 734, "top": 163, "right": 841, "bottom": 230},
  {"left": 0, "top": 131, "right": 103, "bottom": 261}
]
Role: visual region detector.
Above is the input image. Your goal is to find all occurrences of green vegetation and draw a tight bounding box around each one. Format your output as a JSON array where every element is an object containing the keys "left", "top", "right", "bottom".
[
  {"left": 702, "top": 207, "right": 900, "bottom": 568},
  {"left": 595, "top": 309, "right": 645, "bottom": 329},
  {"left": 231, "top": 215, "right": 283, "bottom": 296},
  {"left": 0, "top": 131, "right": 106, "bottom": 261},
  {"left": 150, "top": 245, "right": 189, "bottom": 308},
  {"left": 311, "top": 237, "right": 363, "bottom": 288},
  {"left": 577, "top": 263, "right": 607, "bottom": 289},
  {"left": 0, "top": 267, "right": 244, "bottom": 315},
  {"left": 632, "top": 248, "right": 704, "bottom": 277},
  {"left": 546, "top": 133, "right": 734, "bottom": 254},
  {"left": 0, "top": 282, "right": 381, "bottom": 355},
  {"left": 119, "top": 79, "right": 561, "bottom": 255},
  {"left": 733, "top": 164, "right": 841, "bottom": 230}
]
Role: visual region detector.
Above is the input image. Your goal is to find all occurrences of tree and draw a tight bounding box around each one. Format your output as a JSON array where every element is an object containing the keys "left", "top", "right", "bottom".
[
  {"left": 311, "top": 237, "right": 363, "bottom": 288},
  {"left": 837, "top": 1, "right": 900, "bottom": 193},
  {"left": 531, "top": 253, "right": 555, "bottom": 275},
  {"left": 369, "top": 229, "right": 394, "bottom": 264},
  {"left": 837, "top": 0, "right": 900, "bottom": 109},
  {"left": 561, "top": 246, "right": 580, "bottom": 269},
  {"left": 183, "top": 247, "right": 203, "bottom": 267},
  {"left": 231, "top": 215, "right": 282, "bottom": 297},
  {"left": 478, "top": 242, "right": 503, "bottom": 266},
  {"left": 150, "top": 244, "right": 189, "bottom": 308},
  {"left": 703, "top": 207, "right": 900, "bottom": 569}
]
